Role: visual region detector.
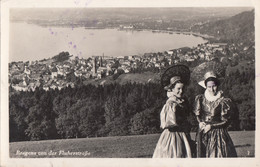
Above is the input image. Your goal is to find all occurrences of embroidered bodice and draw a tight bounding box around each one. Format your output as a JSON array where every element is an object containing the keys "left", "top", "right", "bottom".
[{"left": 193, "top": 94, "right": 233, "bottom": 127}]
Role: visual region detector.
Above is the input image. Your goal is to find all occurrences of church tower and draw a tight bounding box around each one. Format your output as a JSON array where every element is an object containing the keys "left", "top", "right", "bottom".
[{"left": 93, "top": 57, "right": 97, "bottom": 76}]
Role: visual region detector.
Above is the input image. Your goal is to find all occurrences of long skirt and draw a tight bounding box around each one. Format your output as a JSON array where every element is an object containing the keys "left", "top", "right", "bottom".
[
  {"left": 153, "top": 129, "right": 192, "bottom": 158},
  {"left": 196, "top": 128, "right": 237, "bottom": 157}
]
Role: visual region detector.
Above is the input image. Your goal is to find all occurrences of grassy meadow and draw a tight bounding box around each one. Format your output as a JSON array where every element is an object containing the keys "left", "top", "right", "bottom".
[{"left": 10, "top": 131, "right": 254, "bottom": 158}]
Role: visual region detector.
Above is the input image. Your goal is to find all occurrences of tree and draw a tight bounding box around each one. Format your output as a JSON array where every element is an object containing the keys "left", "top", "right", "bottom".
[
  {"left": 130, "top": 108, "right": 160, "bottom": 135},
  {"left": 9, "top": 93, "right": 35, "bottom": 141},
  {"left": 25, "top": 92, "right": 57, "bottom": 140},
  {"left": 79, "top": 100, "right": 105, "bottom": 137},
  {"left": 9, "top": 103, "right": 29, "bottom": 141},
  {"left": 126, "top": 86, "right": 143, "bottom": 115},
  {"left": 53, "top": 52, "right": 71, "bottom": 62},
  {"left": 54, "top": 95, "right": 78, "bottom": 139},
  {"left": 103, "top": 96, "right": 120, "bottom": 128}
]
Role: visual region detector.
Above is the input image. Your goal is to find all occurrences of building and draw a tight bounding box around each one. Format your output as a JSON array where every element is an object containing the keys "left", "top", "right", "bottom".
[
  {"left": 92, "top": 57, "right": 97, "bottom": 76},
  {"left": 51, "top": 67, "right": 58, "bottom": 78}
]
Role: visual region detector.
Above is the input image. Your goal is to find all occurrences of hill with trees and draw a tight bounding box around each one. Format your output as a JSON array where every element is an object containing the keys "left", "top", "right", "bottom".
[{"left": 191, "top": 10, "right": 254, "bottom": 43}]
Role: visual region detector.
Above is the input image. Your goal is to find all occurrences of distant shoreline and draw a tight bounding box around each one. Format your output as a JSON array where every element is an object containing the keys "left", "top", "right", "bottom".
[
  {"left": 10, "top": 21, "right": 208, "bottom": 63},
  {"left": 13, "top": 20, "right": 213, "bottom": 40}
]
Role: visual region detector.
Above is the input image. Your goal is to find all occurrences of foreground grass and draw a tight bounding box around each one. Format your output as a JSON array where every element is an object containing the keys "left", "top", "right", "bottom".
[{"left": 10, "top": 131, "right": 254, "bottom": 158}]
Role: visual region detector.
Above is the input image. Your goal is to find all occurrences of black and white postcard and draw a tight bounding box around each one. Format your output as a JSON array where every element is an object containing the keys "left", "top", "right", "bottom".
[{"left": 1, "top": 0, "right": 259, "bottom": 166}]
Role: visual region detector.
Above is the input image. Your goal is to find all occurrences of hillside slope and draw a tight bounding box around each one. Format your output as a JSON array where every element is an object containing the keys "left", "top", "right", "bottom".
[{"left": 191, "top": 10, "right": 254, "bottom": 43}]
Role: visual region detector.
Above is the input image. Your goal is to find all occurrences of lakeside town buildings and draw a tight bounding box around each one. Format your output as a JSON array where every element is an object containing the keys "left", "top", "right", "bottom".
[{"left": 9, "top": 42, "right": 253, "bottom": 92}]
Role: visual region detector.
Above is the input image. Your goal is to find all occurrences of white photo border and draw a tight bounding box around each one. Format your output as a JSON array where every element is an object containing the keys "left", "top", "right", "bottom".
[{"left": 1, "top": 0, "right": 260, "bottom": 167}]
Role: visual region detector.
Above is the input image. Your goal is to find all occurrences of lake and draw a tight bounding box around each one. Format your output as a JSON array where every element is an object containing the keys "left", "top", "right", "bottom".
[{"left": 10, "top": 22, "right": 207, "bottom": 62}]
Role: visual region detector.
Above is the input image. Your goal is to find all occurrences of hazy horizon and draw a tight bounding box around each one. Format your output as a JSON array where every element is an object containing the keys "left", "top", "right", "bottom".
[{"left": 10, "top": 7, "right": 253, "bottom": 22}]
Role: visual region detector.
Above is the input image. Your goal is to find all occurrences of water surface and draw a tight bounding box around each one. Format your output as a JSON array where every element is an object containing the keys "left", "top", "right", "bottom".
[{"left": 10, "top": 22, "right": 207, "bottom": 62}]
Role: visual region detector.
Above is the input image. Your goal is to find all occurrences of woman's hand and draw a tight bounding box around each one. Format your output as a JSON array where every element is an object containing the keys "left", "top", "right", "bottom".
[
  {"left": 199, "top": 122, "right": 206, "bottom": 131},
  {"left": 203, "top": 124, "right": 211, "bottom": 133}
]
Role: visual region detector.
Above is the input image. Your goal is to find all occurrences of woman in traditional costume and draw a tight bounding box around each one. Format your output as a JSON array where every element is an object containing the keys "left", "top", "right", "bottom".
[
  {"left": 153, "top": 65, "right": 192, "bottom": 158},
  {"left": 194, "top": 71, "right": 237, "bottom": 157}
]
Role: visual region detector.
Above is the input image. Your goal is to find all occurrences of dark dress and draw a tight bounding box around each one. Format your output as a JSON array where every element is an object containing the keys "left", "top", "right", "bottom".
[{"left": 193, "top": 94, "right": 237, "bottom": 157}]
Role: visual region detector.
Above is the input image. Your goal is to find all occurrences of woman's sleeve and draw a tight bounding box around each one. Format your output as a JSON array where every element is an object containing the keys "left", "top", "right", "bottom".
[
  {"left": 221, "top": 98, "right": 233, "bottom": 120},
  {"left": 160, "top": 105, "right": 167, "bottom": 129},
  {"left": 160, "top": 102, "right": 177, "bottom": 129},
  {"left": 211, "top": 98, "right": 233, "bottom": 128},
  {"left": 193, "top": 95, "right": 202, "bottom": 116}
]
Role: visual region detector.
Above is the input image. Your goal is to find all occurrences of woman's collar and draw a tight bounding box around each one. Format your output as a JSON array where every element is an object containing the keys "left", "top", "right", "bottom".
[
  {"left": 167, "top": 91, "right": 184, "bottom": 104},
  {"left": 204, "top": 90, "right": 223, "bottom": 102}
]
